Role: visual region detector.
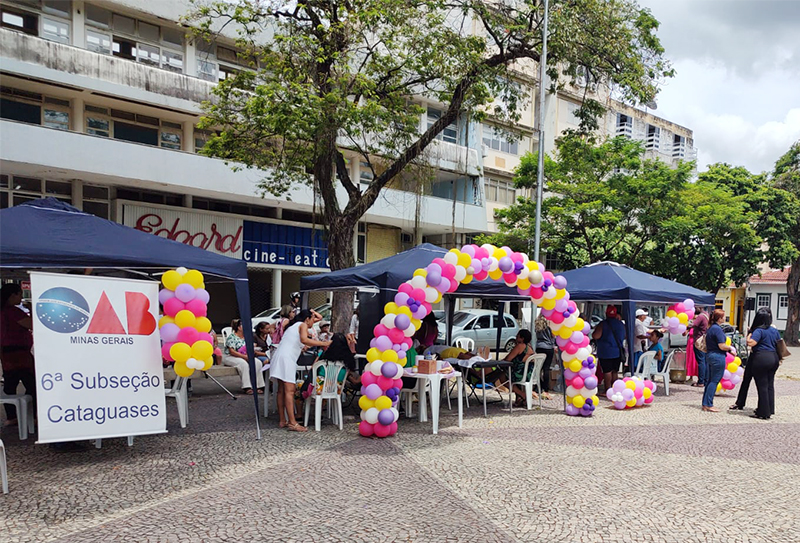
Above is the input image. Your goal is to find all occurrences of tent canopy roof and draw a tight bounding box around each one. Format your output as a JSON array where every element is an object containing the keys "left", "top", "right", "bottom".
[
  {"left": 0, "top": 198, "right": 248, "bottom": 281},
  {"left": 559, "top": 261, "right": 716, "bottom": 305}
]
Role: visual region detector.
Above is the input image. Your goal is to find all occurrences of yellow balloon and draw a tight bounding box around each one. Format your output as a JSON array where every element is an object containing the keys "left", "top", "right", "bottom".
[
  {"left": 413, "top": 268, "right": 427, "bottom": 277},
  {"left": 375, "top": 396, "right": 392, "bottom": 410},
  {"left": 461, "top": 274, "right": 474, "bottom": 284},
  {"left": 569, "top": 359, "right": 582, "bottom": 373},
  {"left": 626, "top": 398, "right": 637, "bottom": 408},
  {"left": 158, "top": 315, "right": 175, "bottom": 328},
  {"left": 592, "top": 395, "right": 599, "bottom": 406},
  {"left": 678, "top": 313, "right": 688, "bottom": 325},
  {"left": 643, "top": 387, "right": 652, "bottom": 399},
  {"left": 162, "top": 270, "right": 182, "bottom": 291},
  {"left": 366, "top": 348, "right": 381, "bottom": 363},
  {"left": 202, "top": 357, "right": 214, "bottom": 371},
  {"left": 170, "top": 342, "right": 191, "bottom": 363},
  {"left": 542, "top": 298, "right": 557, "bottom": 311},
  {"left": 716, "top": 383, "right": 722, "bottom": 393},
  {"left": 555, "top": 289, "right": 566, "bottom": 299},
  {"left": 398, "top": 306, "right": 412, "bottom": 317},
  {"left": 727, "top": 362, "right": 738, "bottom": 373},
  {"left": 358, "top": 396, "right": 375, "bottom": 411},
  {"left": 384, "top": 302, "right": 399, "bottom": 315},
  {"left": 573, "top": 396, "right": 585, "bottom": 408},
  {"left": 183, "top": 269, "right": 204, "bottom": 289},
  {"left": 734, "top": 357, "right": 741, "bottom": 365},
  {"left": 493, "top": 248, "right": 507, "bottom": 259},
  {"left": 191, "top": 340, "right": 213, "bottom": 360},
  {"left": 625, "top": 380, "right": 636, "bottom": 391},
  {"left": 725, "top": 337, "right": 731, "bottom": 346},
  {"left": 382, "top": 350, "right": 399, "bottom": 363},
  {"left": 433, "top": 291, "right": 443, "bottom": 304},
  {"left": 558, "top": 327, "right": 572, "bottom": 339},
  {"left": 575, "top": 318, "right": 585, "bottom": 331},
  {"left": 488, "top": 269, "right": 503, "bottom": 280},
  {"left": 174, "top": 310, "right": 196, "bottom": 329},
  {"left": 457, "top": 253, "right": 471, "bottom": 268},
  {"left": 528, "top": 261, "right": 539, "bottom": 270},
  {"left": 410, "top": 318, "right": 421, "bottom": 329},
  {"left": 517, "top": 278, "right": 531, "bottom": 290},
  {"left": 666, "top": 310, "right": 677, "bottom": 318},
  {"left": 173, "top": 359, "right": 194, "bottom": 378},
  {"left": 195, "top": 316, "right": 212, "bottom": 333}
]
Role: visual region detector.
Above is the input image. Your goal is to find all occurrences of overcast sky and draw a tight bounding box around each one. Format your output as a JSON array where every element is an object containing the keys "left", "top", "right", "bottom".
[{"left": 636, "top": 0, "right": 800, "bottom": 174}]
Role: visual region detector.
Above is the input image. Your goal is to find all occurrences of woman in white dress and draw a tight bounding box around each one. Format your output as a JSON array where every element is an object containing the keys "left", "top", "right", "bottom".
[{"left": 271, "top": 309, "right": 329, "bottom": 431}]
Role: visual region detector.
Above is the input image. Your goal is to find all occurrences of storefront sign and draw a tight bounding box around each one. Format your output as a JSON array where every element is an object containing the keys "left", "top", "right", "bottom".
[
  {"left": 30, "top": 272, "right": 166, "bottom": 443},
  {"left": 242, "top": 220, "right": 329, "bottom": 269},
  {"left": 123, "top": 204, "right": 243, "bottom": 258}
]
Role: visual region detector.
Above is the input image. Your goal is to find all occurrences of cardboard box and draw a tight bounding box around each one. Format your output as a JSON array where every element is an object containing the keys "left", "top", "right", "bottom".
[{"left": 418, "top": 359, "right": 437, "bottom": 374}]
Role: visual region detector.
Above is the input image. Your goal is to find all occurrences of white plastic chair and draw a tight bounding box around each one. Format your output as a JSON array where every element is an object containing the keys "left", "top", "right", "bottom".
[
  {"left": 0, "top": 392, "right": 34, "bottom": 440},
  {"left": 165, "top": 376, "right": 188, "bottom": 428},
  {"left": 511, "top": 354, "right": 547, "bottom": 410},
  {"left": 303, "top": 360, "right": 347, "bottom": 431},
  {"left": 633, "top": 351, "right": 657, "bottom": 381},
  {"left": 652, "top": 350, "right": 674, "bottom": 396},
  {"left": 400, "top": 379, "right": 431, "bottom": 418},
  {"left": 454, "top": 337, "right": 475, "bottom": 351},
  {"left": 1, "top": 438, "right": 7, "bottom": 494},
  {"left": 221, "top": 327, "right": 232, "bottom": 343}
]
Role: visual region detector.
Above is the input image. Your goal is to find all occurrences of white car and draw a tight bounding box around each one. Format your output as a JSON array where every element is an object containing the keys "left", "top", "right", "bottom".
[
  {"left": 251, "top": 307, "right": 282, "bottom": 328},
  {"left": 438, "top": 309, "right": 520, "bottom": 351}
]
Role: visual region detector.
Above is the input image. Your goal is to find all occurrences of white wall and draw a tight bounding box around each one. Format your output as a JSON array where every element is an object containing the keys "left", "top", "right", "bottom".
[{"left": 747, "top": 284, "right": 789, "bottom": 332}]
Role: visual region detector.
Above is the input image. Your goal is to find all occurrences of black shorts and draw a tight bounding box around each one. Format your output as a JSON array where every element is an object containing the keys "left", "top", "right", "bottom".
[{"left": 599, "top": 357, "right": 621, "bottom": 374}]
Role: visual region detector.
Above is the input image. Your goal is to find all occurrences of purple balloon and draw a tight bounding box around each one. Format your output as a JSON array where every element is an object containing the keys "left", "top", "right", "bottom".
[
  {"left": 195, "top": 288, "right": 210, "bottom": 304},
  {"left": 395, "top": 292, "right": 410, "bottom": 306},
  {"left": 614, "top": 400, "right": 627, "bottom": 410},
  {"left": 553, "top": 276, "right": 567, "bottom": 289},
  {"left": 435, "top": 278, "right": 450, "bottom": 293},
  {"left": 175, "top": 283, "right": 196, "bottom": 303},
  {"left": 554, "top": 298, "right": 569, "bottom": 313},
  {"left": 461, "top": 245, "right": 476, "bottom": 257},
  {"left": 375, "top": 335, "right": 393, "bottom": 352},
  {"left": 578, "top": 367, "right": 593, "bottom": 379},
  {"left": 394, "top": 314, "right": 411, "bottom": 330},
  {"left": 570, "top": 331, "right": 585, "bottom": 344},
  {"left": 427, "top": 263, "right": 442, "bottom": 274},
  {"left": 413, "top": 306, "right": 428, "bottom": 320},
  {"left": 612, "top": 380, "right": 626, "bottom": 392},
  {"left": 369, "top": 338, "right": 377, "bottom": 349},
  {"left": 381, "top": 362, "right": 398, "bottom": 379},
  {"left": 555, "top": 336, "right": 570, "bottom": 349},
  {"left": 360, "top": 385, "right": 368, "bottom": 396},
  {"left": 498, "top": 256, "right": 513, "bottom": 273},
  {"left": 159, "top": 323, "right": 180, "bottom": 343},
  {"left": 365, "top": 384, "right": 382, "bottom": 400},
  {"left": 582, "top": 323, "right": 591, "bottom": 335},
  {"left": 563, "top": 369, "right": 577, "bottom": 380},
  {"left": 426, "top": 270, "right": 442, "bottom": 287},
  {"left": 565, "top": 404, "right": 580, "bottom": 416},
  {"left": 606, "top": 389, "right": 615, "bottom": 400},
  {"left": 622, "top": 389, "right": 634, "bottom": 401},
  {"left": 158, "top": 288, "right": 175, "bottom": 305},
  {"left": 584, "top": 376, "right": 598, "bottom": 390},
  {"left": 378, "top": 408, "right": 395, "bottom": 426},
  {"left": 397, "top": 349, "right": 407, "bottom": 360}
]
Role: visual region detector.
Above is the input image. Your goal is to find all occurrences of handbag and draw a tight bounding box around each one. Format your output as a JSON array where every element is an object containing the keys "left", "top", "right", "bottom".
[
  {"left": 777, "top": 338, "right": 791, "bottom": 360},
  {"left": 694, "top": 333, "right": 707, "bottom": 353}
]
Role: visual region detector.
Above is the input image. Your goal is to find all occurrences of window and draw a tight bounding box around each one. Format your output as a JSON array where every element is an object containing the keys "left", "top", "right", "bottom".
[
  {"left": 83, "top": 105, "right": 184, "bottom": 150},
  {"left": 194, "top": 129, "right": 211, "bottom": 152},
  {"left": 616, "top": 113, "right": 633, "bottom": 137},
  {"left": 502, "top": 315, "right": 516, "bottom": 329},
  {"left": 85, "top": 105, "right": 110, "bottom": 137},
  {"left": 197, "top": 59, "right": 217, "bottom": 82},
  {"left": 0, "top": 174, "right": 71, "bottom": 208},
  {"left": 137, "top": 42, "right": 161, "bottom": 67},
  {"left": 482, "top": 125, "right": 518, "bottom": 154},
  {"left": 1, "top": 7, "right": 38, "bottom": 36},
  {"left": 646, "top": 124, "right": 660, "bottom": 150},
  {"left": 162, "top": 49, "right": 184, "bottom": 73},
  {"left": 473, "top": 315, "right": 491, "bottom": 329},
  {"left": 778, "top": 294, "right": 788, "bottom": 320},
  {"left": 42, "top": 16, "right": 69, "bottom": 43},
  {"left": 756, "top": 294, "right": 770, "bottom": 310},
  {"left": 427, "top": 107, "right": 457, "bottom": 144},
  {"left": 112, "top": 36, "right": 136, "bottom": 60},
  {"left": 484, "top": 177, "right": 515, "bottom": 204},
  {"left": 42, "top": 1, "right": 70, "bottom": 18},
  {"left": 160, "top": 121, "right": 182, "bottom": 150},
  {"left": 43, "top": 97, "right": 70, "bottom": 130},
  {"left": 83, "top": 184, "right": 110, "bottom": 219},
  {"left": 86, "top": 4, "right": 111, "bottom": 27},
  {"left": 359, "top": 161, "right": 374, "bottom": 186},
  {"left": 0, "top": 87, "right": 68, "bottom": 130},
  {"left": 544, "top": 252, "right": 560, "bottom": 272},
  {"left": 356, "top": 223, "right": 366, "bottom": 264},
  {"left": 86, "top": 28, "right": 112, "bottom": 53},
  {"left": 673, "top": 134, "right": 686, "bottom": 158}
]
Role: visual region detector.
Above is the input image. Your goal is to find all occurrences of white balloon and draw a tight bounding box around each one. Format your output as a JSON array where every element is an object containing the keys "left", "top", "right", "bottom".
[
  {"left": 543, "top": 287, "right": 557, "bottom": 300},
  {"left": 403, "top": 324, "right": 415, "bottom": 337},
  {"left": 381, "top": 314, "right": 396, "bottom": 329},
  {"left": 365, "top": 407, "right": 379, "bottom": 424},
  {"left": 528, "top": 270, "right": 543, "bottom": 285},
  {"left": 564, "top": 315, "right": 578, "bottom": 328},
  {"left": 176, "top": 267, "right": 188, "bottom": 276},
  {"left": 580, "top": 387, "right": 597, "bottom": 399},
  {"left": 410, "top": 275, "right": 427, "bottom": 289},
  {"left": 396, "top": 363, "right": 406, "bottom": 377},
  {"left": 454, "top": 266, "right": 467, "bottom": 282},
  {"left": 390, "top": 407, "right": 400, "bottom": 423},
  {"left": 561, "top": 351, "right": 576, "bottom": 362},
  {"left": 370, "top": 361, "right": 384, "bottom": 376},
  {"left": 466, "top": 266, "right": 475, "bottom": 275},
  {"left": 481, "top": 243, "right": 495, "bottom": 253},
  {"left": 424, "top": 287, "right": 438, "bottom": 303},
  {"left": 443, "top": 252, "right": 459, "bottom": 265},
  {"left": 538, "top": 263, "right": 547, "bottom": 275},
  {"left": 576, "top": 347, "right": 591, "bottom": 360},
  {"left": 530, "top": 295, "right": 545, "bottom": 305},
  {"left": 360, "top": 409, "right": 367, "bottom": 420},
  {"left": 488, "top": 257, "right": 499, "bottom": 272},
  {"left": 566, "top": 385, "right": 578, "bottom": 397}
]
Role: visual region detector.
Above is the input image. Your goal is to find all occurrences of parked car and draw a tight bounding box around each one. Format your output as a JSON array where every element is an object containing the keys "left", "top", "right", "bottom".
[
  {"left": 437, "top": 309, "right": 520, "bottom": 351},
  {"left": 251, "top": 307, "right": 282, "bottom": 328}
]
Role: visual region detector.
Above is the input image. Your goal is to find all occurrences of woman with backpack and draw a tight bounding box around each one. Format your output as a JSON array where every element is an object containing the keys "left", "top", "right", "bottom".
[{"left": 592, "top": 305, "right": 627, "bottom": 392}]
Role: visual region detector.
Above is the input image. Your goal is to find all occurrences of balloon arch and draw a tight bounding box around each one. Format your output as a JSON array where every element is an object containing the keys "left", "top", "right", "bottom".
[{"left": 357, "top": 244, "right": 598, "bottom": 438}]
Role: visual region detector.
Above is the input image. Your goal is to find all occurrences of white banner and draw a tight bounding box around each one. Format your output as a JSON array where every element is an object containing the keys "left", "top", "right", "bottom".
[{"left": 30, "top": 273, "right": 166, "bottom": 443}]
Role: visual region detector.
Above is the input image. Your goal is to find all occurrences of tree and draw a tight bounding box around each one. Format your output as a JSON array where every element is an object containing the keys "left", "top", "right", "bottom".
[
  {"left": 189, "top": 0, "right": 674, "bottom": 331},
  {"left": 772, "top": 141, "right": 800, "bottom": 345}
]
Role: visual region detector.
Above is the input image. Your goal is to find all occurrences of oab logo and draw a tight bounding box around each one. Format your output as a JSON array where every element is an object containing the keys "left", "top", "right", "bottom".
[{"left": 36, "top": 287, "right": 156, "bottom": 335}]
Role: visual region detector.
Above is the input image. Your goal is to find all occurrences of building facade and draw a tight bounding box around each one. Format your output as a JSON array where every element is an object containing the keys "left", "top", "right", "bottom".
[{"left": 0, "top": 0, "right": 488, "bottom": 324}]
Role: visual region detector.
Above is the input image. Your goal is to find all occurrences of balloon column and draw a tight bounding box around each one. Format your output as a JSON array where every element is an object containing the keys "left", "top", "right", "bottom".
[
  {"left": 360, "top": 244, "right": 597, "bottom": 438},
  {"left": 158, "top": 267, "right": 215, "bottom": 378},
  {"left": 717, "top": 337, "right": 744, "bottom": 393},
  {"left": 662, "top": 298, "right": 695, "bottom": 335},
  {"left": 605, "top": 377, "right": 656, "bottom": 409}
]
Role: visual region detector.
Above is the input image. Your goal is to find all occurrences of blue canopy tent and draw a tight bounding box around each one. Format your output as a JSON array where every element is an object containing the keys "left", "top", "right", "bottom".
[
  {"left": 0, "top": 198, "right": 263, "bottom": 439},
  {"left": 559, "top": 262, "right": 716, "bottom": 370}
]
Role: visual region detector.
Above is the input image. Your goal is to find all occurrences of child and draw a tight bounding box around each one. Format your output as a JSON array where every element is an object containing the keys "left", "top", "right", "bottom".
[
  {"left": 648, "top": 330, "right": 665, "bottom": 371},
  {"left": 318, "top": 321, "right": 332, "bottom": 343}
]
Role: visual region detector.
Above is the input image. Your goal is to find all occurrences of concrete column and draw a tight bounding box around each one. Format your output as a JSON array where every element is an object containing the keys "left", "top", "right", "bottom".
[
  {"left": 185, "top": 38, "right": 198, "bottom": 77},
  {"left": 271, "top": 269, "right": 282, "bottom": 308},
  {"left": 275, "top": 208, "right": 282, "bottom": 219},
  {"left": 183, "top": 194, "right": 193, "bottom": 208},
  {"left": 182, "top": 121, "right": 194, "bottom": 152},
  {"left": 71, "top": 96, "right": 84, "bottom": 132},
  {"left": 71, "top": 1, "right": 86, "bottom": 48},
  {"left": 71, "top": 179, "right": 83, "bottom": 210}
]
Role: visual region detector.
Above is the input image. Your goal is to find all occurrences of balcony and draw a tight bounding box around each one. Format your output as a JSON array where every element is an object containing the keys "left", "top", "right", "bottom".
[
  {"left": 0, "top": 28, "right": 213, "bottom": 112},
  {"left": 616, "top": 122, "right": 633, "bottom": 138}
]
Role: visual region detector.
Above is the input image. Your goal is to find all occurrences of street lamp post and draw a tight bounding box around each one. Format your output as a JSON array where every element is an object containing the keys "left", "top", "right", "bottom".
[{"left": 533, "top": 0, "right": 549, "bottom": 263}]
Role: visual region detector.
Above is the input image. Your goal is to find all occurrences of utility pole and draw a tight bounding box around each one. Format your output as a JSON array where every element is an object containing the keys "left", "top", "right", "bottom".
[{"left": 533, "top": 0, "right": 549, "bottom": 263}]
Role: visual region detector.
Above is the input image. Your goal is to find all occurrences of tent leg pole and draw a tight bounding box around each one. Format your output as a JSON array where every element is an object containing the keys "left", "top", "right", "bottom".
[{"left": 203, "top": 371, "right": 237, "bottom": 400}]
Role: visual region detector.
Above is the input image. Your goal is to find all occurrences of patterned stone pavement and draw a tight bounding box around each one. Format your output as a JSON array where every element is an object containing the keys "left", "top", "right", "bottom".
[{"left": 2, "top": 354, "right": 799, "bottom": 543}]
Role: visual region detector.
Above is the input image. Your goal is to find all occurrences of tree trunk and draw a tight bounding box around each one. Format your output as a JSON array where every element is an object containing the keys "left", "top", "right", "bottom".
[
  {"left": 327, "top": 216, "right": 357, "bottom": 334},
  {"left": 785, "top": 256, "right": 800, "bottom": 346}
]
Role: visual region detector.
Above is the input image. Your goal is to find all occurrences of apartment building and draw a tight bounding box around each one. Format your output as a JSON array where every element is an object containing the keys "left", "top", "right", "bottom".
[{"left": 0, "top": 0, "right": 488, "bottom": 323}]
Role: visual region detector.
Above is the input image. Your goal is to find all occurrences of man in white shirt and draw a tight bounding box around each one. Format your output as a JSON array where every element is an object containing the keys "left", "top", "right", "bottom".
[{"left": 632, "top": 309, "right": 649, "bottom": 374}]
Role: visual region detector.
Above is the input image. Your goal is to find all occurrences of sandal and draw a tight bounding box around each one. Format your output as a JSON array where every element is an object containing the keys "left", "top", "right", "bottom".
[
  {"left": 286, "top": 423, "right": 308, "bottom": 432},
  {"left": 257, "top": 388, "right": 265, "bottom": 394},
  {"left": 3, "top": 418, "right": 18, "bottom": 428},
  {"left": 278, "top": 421, "right": 288, "bottom": 428},
  {"left": 702, "top": 406, "right": 719, "bottom": 412},
  {"left": 541, "top": 392, "right": 552, "bottom": 400},
  {"left": 729, "top": 404, "right": 743, "bottom": 410},
  {"left": 243, "top": 388, "right": 254, "bottom": 395}
]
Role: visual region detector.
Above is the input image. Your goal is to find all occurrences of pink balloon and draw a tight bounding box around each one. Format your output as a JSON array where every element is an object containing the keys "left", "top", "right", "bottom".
[
  {"left": 502, "top": 272, "right": 517, "bottom": 284},
  {"left": 529, "top": 287, "right": 544, "bottom": 299},
  {"left": 474, "top": 270, "right": 488, "bottom": 281},
  {"left": 177, "top": 327, "right": 199, "bottom": 345},
  {"left": 572, "top": 376, "right": 585, "bottom": 389},
  {"left": 359, "top": 421, "right": 375, "bottom": 437},
  {"left": 398, "top": 283, "right": 413, "bottom": 294},
  {"left": 163, "top": 298, "right": 185, "bottom": 317},
  {"left": 388, "top": 328, "right": 405, "bottom": 344},
  {"left": 161, "top": 342, "right": 175, "bottom": 361},
  {"left": 447, "top": 279, "right": 458, "bottom": 292},
  {"left": 374, "top": 423, "right": 391, "bottom": 438},
  {"left": 550, "top": 312, "right": 565, "bottom": 324},
  {"left": 185, "top": 299, "right": 208, "bottom": 317},
  {"left": 389, "top": 421, "right": 398, "bottom": 435},
  {"left": 441, "top": 263, "right": 456, "bottom": 279},
  {"left": 374, "top": 324, "right": 389, "bottom": 337},
  {"left": 579, "top": 336, "right": 590, "bottom": 348},
  {"left": 411, "top": 288, "right": 426, "bottom": 303},
  {"left": 393, "top": 378, "right": 403, "bottom": 389},
  {"left": 674, "top": 303, "right": 685, "bottom": 313},
  {"left": 634, "top": 388, "right": 643, "bottom": 399},
  {"left": 564, "top": 342, "right": 579, "bottom": 355},
  {"left": 644, "top": 396, "right": 654, "bottom": 404},
  {"left": 509, "top": 252, "right": 523, "bottom": 263},
  {"left": 377, "top": 376, "right": 394, "bottom": 390},
  {"left": 362, "top": 373, "right": 378, "bottom": 386},
  {"left": 403, "top": 337, "right": 413, "bottom": 348}
]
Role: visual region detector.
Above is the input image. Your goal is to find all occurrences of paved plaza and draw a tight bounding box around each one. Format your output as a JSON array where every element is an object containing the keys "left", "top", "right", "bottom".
[{"left": 2, "top": 356, "right": 799, "bottom": 543}]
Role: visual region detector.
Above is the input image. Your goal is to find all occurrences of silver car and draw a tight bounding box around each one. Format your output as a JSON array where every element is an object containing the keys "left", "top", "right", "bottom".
[{"left": 438, "top": 309, "right": 520, "bottom": 351}]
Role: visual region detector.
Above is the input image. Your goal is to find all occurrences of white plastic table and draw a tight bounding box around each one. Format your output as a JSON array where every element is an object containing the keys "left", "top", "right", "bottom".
[{"left": 403, "top": 369, "right": 463, "bottom": 434}]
